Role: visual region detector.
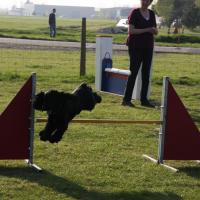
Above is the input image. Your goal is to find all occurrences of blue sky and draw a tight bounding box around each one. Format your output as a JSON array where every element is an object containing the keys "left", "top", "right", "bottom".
[{"left": 0, "top": 0, "right": 141, "bottom": 9}]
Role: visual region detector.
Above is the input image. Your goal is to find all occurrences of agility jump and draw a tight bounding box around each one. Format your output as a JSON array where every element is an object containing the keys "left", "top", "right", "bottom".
[
  {"left": 36, "top": 118, "right": 161, "bottom": 125},
  {"left": 36, "top": 75, "right": 200, "bottom": 172},
  {"left": 0, "top": 73, "right": 199, "bottom": 172}
]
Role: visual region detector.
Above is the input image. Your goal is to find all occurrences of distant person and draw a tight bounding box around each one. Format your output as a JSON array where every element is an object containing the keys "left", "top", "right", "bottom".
[
  {"left": 49, "top": 8, "right": 56, "bottom": 38},
  {"left": 122, "top": 0, "right": 158, "bottom": 108}
]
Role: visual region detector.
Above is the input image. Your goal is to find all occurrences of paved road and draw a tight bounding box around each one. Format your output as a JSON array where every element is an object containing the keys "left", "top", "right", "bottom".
[{"left": 0, "top": 37, "right": 200, "bottom": 54}]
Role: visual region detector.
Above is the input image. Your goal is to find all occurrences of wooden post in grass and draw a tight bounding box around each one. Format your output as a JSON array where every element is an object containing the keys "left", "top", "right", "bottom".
[{"left": 80, "top": 17, "right": 86, "bottom": 76}]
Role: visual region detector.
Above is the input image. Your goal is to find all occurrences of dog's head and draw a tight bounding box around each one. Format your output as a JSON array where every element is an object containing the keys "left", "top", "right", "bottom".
[
  {"left": 33, "top": 91, "right": 46, "bottom": 111},
  {"left": 73, "top": 83, "right": 101, "bottom": 111}
]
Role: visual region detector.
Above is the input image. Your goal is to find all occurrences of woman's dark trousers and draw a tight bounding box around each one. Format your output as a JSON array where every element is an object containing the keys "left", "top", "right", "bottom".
[{"left": 123, "top": 48, "right": 153, "bottom": 102}]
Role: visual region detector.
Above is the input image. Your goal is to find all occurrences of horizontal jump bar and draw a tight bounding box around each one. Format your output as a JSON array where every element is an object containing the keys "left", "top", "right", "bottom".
[{"left": 36, "top": 118, "right": 162, "bottom": 125}]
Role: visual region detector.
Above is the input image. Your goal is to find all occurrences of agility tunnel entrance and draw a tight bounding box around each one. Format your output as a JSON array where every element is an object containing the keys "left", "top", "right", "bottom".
[{"left": 0, "top": 73, "right": 41, "bottom": 171}]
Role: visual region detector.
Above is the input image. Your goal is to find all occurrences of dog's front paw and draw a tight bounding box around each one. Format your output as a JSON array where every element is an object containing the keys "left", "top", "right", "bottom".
[
  {"left": 39, "top": 131, "right": 50, "bottom": 142},
  {"left": 49, "top": 134, "right": 62, "bottom": 143}
]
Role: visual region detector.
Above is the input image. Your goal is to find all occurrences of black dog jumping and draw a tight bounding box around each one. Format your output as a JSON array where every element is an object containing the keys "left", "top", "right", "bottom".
[{"left": 33, "top": 83, "right": 101, "bottom": 143}]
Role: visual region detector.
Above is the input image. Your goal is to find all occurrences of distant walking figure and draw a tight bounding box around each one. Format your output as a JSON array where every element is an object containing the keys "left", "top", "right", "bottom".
[{"left": 49, "top": 8, "right": 56, "bottom": 38}]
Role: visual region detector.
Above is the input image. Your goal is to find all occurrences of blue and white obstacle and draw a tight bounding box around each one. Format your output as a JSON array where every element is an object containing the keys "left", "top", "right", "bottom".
[{"left": 95, "top": 36, "right": 152, "bottom": 100}]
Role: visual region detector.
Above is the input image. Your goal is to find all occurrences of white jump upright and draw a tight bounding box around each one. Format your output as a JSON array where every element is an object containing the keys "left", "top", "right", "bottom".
[{"left": 95, "top": 36, "right": 153, "bottom": 100}]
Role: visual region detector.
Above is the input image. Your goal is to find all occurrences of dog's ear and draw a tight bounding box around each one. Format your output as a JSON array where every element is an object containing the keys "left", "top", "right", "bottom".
[
  {"left": 72, "top": 83, "right": 87, "bottom": 94},
  {"left": 80, "top": 83, "right": 93, "bottom": 92},
  {"left": 80, "top": 82, "right": 88, "bottom": 88}
]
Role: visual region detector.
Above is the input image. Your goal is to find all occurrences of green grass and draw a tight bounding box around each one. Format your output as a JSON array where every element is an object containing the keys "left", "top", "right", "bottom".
[
  {"left": 0, "top": 16, "right": 115, "bottom": 43},
  {"left": 0, "top": 48, "right": 199, "bottom": 200},
  {"left": 0, "top": 15, "right": 200, "bottom": 47}
]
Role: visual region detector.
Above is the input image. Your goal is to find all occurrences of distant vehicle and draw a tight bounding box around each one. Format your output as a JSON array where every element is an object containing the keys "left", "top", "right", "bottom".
[
  {"left": 116, "top": 19, "right": 128, "bottom": 29},
  {"left": 116, "top": 16, "right": 163, "bottom": 29}
]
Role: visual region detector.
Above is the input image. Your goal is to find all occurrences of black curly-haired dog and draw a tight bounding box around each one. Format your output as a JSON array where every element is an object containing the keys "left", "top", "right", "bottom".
[{"left": 33, "top": 83, "right": 101, "bottom": 143}]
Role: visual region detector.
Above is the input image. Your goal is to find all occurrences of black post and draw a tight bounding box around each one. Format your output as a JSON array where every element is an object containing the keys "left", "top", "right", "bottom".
[{"left": 80, "top": 17, "right": 86, "bottom": 76}]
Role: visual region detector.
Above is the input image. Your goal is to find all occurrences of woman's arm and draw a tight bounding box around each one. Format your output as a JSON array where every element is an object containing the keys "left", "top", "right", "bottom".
[{"left": 129, "top": 24, "right": 158, "bottom": 35}]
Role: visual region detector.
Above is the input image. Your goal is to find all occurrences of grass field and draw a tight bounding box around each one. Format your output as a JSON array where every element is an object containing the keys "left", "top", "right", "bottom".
[
  {"left": 0, "top": 48, "right": 199, "bottom": 200},
  {"left": 0, "top": 15, "right": 200, "bottom": 48}
]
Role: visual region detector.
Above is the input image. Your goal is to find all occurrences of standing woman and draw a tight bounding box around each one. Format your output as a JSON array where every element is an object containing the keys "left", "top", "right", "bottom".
[{"left": 122, "top": 0, "right": 158, "bottom": 107}]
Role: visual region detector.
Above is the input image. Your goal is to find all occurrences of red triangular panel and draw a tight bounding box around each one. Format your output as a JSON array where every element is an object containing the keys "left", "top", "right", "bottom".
[
  {"left": 0, "top": 76, "right": 32, "bottom": 159},
  {"left": 163, "top": 82, "right": 200, "bottom": 160}
]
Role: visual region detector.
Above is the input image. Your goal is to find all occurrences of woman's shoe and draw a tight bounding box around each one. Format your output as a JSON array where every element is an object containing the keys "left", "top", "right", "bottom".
[
  {"left": 141, "top": 100, "right": 155, "bottom": 108},
  {"left": 121, "top": 101, "right": 135, "bottom": 107}
]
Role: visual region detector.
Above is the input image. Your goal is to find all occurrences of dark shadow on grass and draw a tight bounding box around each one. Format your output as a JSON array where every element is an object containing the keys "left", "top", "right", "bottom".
[
  {"left": 179, "top": 166, "right": 200, "bottom": 179},
  {"left": 0, "top": 166, "right": 182, "bottom": 200}
]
